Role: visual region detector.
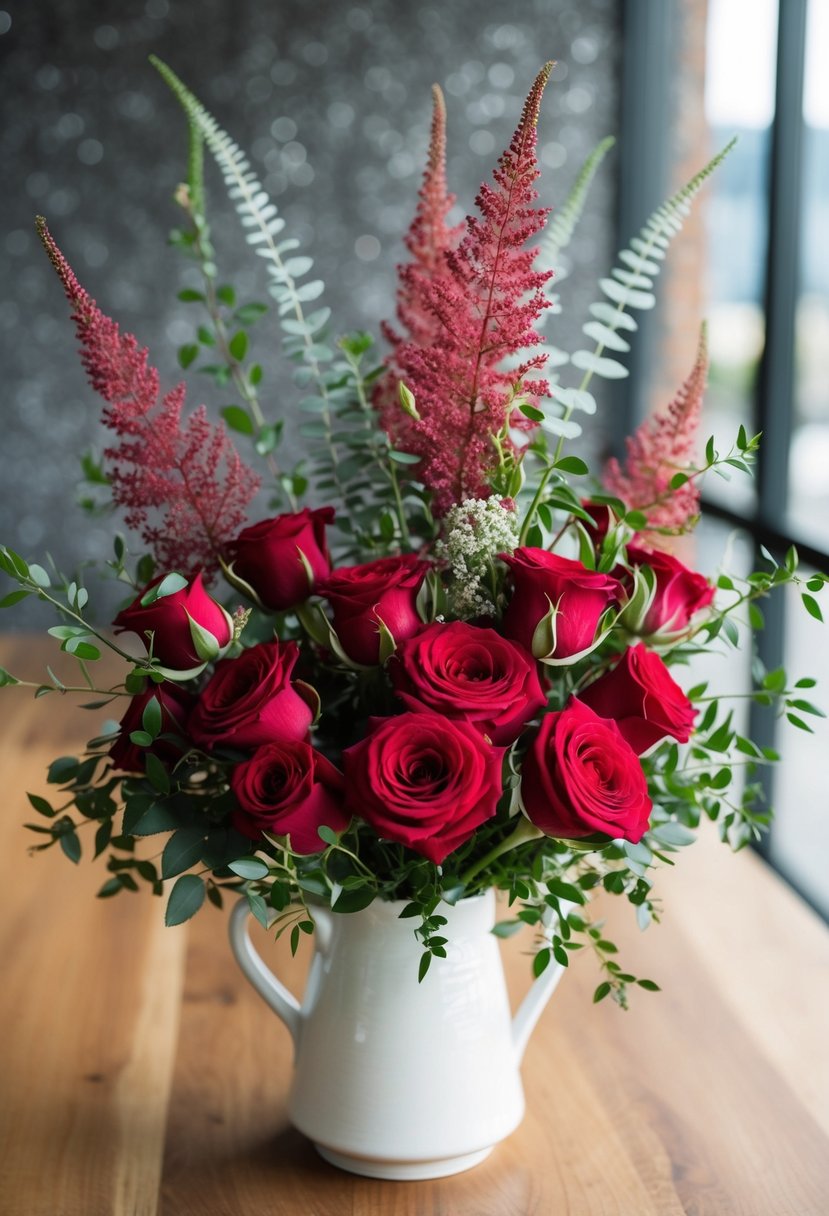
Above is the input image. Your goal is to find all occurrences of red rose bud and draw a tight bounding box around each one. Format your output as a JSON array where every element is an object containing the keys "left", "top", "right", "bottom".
[
  {"left": 521, "top": 698, "right": 652, "bottom": 843},
  {"left": 500, "top": 548, "right": 621, "bottom": 664},
  {"left": 391, "top": 620, "right": 546, "bottom": 745},
  {"left": 343, "top": 711, "right": 504, "bottom": 864},
  {"left": 579, "top": 499, "right": 616, "bottom": 545},
  {"left": 231, "top": 740, "right": 349, "bottom": 853},
  {"left": 226, "top": 507, "right": 335, "bottom": 612},
  {"left": 108, "top": 682, "right": 194, "bottom": 774},
  {"left": 580, "top": 644, "right": 696, "bottom": 754},
  {"left": 622, "top": 546, "right": 715, "bottom": 641},
  {"left": 317, "top": 554, "right": 428, "bottom": 666},
  {"left": 113, "top": 572, "right": 233, "bottom": 671},
  {"left": 189, "top": 640, "right": 315, "bottom": 751}
]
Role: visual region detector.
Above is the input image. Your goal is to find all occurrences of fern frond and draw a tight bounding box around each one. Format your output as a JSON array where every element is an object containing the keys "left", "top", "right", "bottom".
[
  {"left": 540, "top": 134, "right": 615, "bottom": 272},
  {"left": 569, "top": 137, "right": 736, "bottom": 387},
  {"left": 150, "top": 55, "right": 347, "bottom": 501}
]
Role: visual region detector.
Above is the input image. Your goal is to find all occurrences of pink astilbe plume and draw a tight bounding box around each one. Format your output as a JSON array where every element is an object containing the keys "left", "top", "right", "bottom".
[
  {"left": 378, "top": 64, "right": 555, "bottom": 515},
  {"left": 37, "top": 218, "right": 259, "bottom": 578},
  {"left": 375, "top": 85, "right": 462, "bottom": 440},
  {"left": 602, "top": 325, "right": 709, "bottom": 552}
]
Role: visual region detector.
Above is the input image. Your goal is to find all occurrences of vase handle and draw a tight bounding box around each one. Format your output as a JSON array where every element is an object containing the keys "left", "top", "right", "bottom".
[
  {"left": 511, "top": 903, "right": 571, "bottom": 1064},
  {"left": 228, "top": 897, "right": 302, "bottom": 1049}
]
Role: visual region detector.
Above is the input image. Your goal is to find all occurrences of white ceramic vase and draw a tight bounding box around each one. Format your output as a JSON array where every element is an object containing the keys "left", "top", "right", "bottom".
[{"left": 228, "top": 888, "right": 566, "bottom": 1180}]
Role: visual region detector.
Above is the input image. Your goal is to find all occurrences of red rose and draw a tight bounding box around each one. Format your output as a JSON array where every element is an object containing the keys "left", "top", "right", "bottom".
[
  {"left": 390, "top": 620, "right": 546, "bottom": 745},
  {"left": 521, "top": 697, "right": 651, "bottom": 843},
  {"left": 343, "top": 711, "right": 504, "bottom": 864},
  {"left": 500, "top": 548, "right": 621, "bottom": 662},
  {"left": 188, "top": 641, "right": 314, "bottom": 751},
  {"left": 579, "top": 643, "right": 696, "bottom": 754},
  {"left": 317, "top": 554, "right": 428, "bottom": 666},
  {"left": 226, "top": 507, "right": 335, "bottom": 611},
  {"left": 625, "top": 546, "right": 714, "bottom": 639},
  {"left": 231, "top": 740, "right": 349, "bottom": 853},
  {"left": 108, "top": 682, "right": 194, "bottom": 773},
  {"left": 113, "top": 573, "right": 232, "bottom": 670}
]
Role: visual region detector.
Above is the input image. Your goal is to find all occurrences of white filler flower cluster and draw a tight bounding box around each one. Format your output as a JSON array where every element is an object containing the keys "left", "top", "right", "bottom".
[{"left": 435, "top": 497, "right": 520, "bottom": 618}]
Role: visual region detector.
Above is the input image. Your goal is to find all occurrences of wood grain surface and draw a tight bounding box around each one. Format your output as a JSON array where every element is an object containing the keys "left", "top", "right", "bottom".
[{"left": 1, "top": 635, "right": 828, "bottom": 1215}]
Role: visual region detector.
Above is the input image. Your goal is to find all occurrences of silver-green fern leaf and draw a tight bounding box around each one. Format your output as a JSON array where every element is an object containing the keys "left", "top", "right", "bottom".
[
  {"left": 540, "top": 134, "right": 616, "bottom": 286},
  {"left": 531, "top": 136, "right": 616, "bottom": 440},
  {"left": 569, "top": 137, "right": 737, "bottom": 387},
  {"left": 152, "top": 62, "right": 338, "bottom": 379}
]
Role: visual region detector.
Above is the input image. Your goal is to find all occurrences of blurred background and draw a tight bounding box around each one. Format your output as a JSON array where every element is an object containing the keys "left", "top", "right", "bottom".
[{"left": 0, "top": 0, "right": 826, "bottom": 913}]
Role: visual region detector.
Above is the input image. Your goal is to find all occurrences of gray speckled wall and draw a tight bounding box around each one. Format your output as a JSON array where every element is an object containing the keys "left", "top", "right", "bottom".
[{"left": 0, "top": 0, "right": 620, "bottom": 625}]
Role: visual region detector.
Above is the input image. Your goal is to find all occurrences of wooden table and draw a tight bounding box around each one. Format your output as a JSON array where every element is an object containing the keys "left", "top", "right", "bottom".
[{"left": 1, "top": 635, "right": 828, "bottom": 1215}]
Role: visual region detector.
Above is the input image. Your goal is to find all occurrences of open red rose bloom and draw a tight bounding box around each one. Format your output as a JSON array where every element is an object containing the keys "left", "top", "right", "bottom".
[{"left": 14, "top": 58, "right": 808, "bottom": 1004}]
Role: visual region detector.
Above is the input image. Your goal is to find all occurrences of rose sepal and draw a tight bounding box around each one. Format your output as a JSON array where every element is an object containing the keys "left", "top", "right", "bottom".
[
  {"left": 186, "top": 605, "right": 235, "bottom": 663},
  {"left": 147, "top": 658, "right": 210, "bottom": 682},
  {"left": 219, "top": 555, "right": 266, "bottom": 611},
  {"left": 617, "top": 562, "right": 657, "bottom": 633},
  {"left": 294, "top": 599, "right": 375, "bottom": 670},
  {"left": 295, "top": 600, "right": 373, "bottom": 670},
  {"left": 375, "top": 612, "right": 398, "bottom": 665},
  {"left": 294, "top": 679, "right": 322, "bottom": 726}
]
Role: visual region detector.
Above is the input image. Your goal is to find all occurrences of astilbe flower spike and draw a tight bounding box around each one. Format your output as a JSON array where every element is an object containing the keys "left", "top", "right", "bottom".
[
  {"left": 375, "top": 84, "right": 462, "bottom": 441},
  {"left": 378, "top": 64, "right": 555, "bottom": 515},
  {"left": 602, "top": 325, "right": 709, "bottom": 552},
  {"left": 36, "top": 217, "right": 259, "bottom": 578}
]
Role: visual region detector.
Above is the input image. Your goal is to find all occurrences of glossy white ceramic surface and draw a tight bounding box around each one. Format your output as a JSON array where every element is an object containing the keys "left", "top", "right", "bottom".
[{"left": 229, "top": 889, "right": 566, "bottom": 1179}]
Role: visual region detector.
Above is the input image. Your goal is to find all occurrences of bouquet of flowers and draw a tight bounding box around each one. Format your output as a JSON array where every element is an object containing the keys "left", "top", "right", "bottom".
[{"left": 2, "top": 60, "right": 824, "bottom": 1005}]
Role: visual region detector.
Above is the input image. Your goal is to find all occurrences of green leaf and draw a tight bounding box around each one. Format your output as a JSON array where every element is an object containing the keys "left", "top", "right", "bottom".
[
  {"left": 236, "top": 303, "right": 269, "bottom": 327},
  {"left": 801, "top": 593, "right": 823, "bottom": 622},
  {"left": 47, "top": 756, "right": 79, "bottom": 785},
  {"left": 178, "top": 343, "right": 199, "bottom": 369},
  {"left": 216, "top": 284, "right": 236, "bottom": 306},
  {"left": 786, "top": 712, "right": 814, "bottom": 733},
  {"left": 593, "top": 981, "right": 611, "bottom": 1003},
  {"left": 229, "top": 330, "right": 248, "bottom": 361},
  {"left": 221, "top": 405, "right": 255, "bottom": 435},
  {"left": 228, "top": 856, "right": 270, "bottom": 880},
  {"left": 329, "top": 885, "right": 376, "bottom": 913},
  {"left": 128, "top": 802, "right": 182, "bottom": 836},
  {"left": 129, "top": 730, "right": 154, "bottom": 748},
  {"left": 491, "top": 920, "right": 523, "bottom": 938},
  {"left": 637, "top": 978, "right": 661, "bottom": 992},
  {"left": 161, "top": 828, "right": 206, "bottom": 879},
  {"left": 0, "top": 665, "right": 20, "bottom": 687},
  {"left": 520, "top": 403, "right": 545, "bottom": 422},
  {"left": 142, "top": 696, "right": 162, "bottom": 740},
  {"left": 0, "top": 590, "right": 30, "bottom": 608},
  {"left": 418, "top": 952, "right": 432, "bottom": 983},
  {"left": 533, "top": 948, "right": 551, "bottom": 978},
  {"left": 317, "top": 824, "right": 339, "bottom": 846},
  {"left": 555, "top": 456, "right": 588, "bottom": 476},
  {"left": 59, "top": 830, "right": 82, "bottom": 864},
  {"left": 64, "top": 639, "right": 101, "bottom": 661},
  {"left": 27, "top": 793, "right": 55, "bottom": 817},
  {"left": 145, "top": 752, "right": 171, "bottom": 795},
  {"left": 177, "top": 288, "right": 205, "bottom": 302},
  {"left": 388, "top": 450, "right": 422, "bottom": 465},
  {"left": 546, "top": 878, "right": 586, "bottom": 905},
  {"left": 246, "top": 890, "right": 270, "bottom": 928},
  {"left": 165, "top": 874, "right": 206, "bottom": 926}
]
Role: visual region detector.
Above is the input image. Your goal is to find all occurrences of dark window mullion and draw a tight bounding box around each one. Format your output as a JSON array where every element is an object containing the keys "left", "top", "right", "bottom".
[{"left": 749, "top": 0, "right": 809, "bottom": 850}]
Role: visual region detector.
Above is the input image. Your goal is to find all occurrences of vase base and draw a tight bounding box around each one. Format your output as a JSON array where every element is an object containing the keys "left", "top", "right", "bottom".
[{"left": 314, "top": 1143, "right": 493, "bottom": 1180}]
